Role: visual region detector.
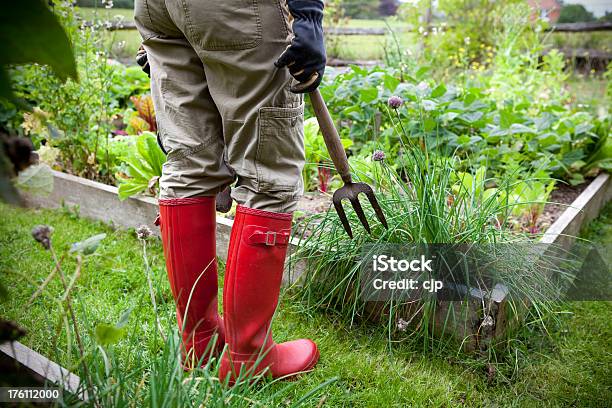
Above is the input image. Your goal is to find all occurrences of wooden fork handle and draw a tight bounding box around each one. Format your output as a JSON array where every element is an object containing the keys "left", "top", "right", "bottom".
[{"left": 309, "top": 88, "right": 352, "bottom": 184}]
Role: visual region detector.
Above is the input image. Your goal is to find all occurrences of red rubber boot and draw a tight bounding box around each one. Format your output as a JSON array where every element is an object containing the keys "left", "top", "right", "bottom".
[
  {"left": 158, "top": 197, "right": 224, "bottom": 369},
  {"left": 219, "top": 205, "right": 319, "bottom": 383}
]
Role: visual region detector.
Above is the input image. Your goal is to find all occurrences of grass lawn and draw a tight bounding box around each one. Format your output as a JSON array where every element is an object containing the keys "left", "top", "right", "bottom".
[
  {"left": 566, "top": 73, "right": 610, "bottom": 109},
  {"left": 0, "top": 200, "right": 610, "bottom": 406}
]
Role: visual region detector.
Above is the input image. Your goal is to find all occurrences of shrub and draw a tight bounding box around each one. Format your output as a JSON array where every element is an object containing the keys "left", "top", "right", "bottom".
[{"left": 558, "top": 4, "right": 596, "bottom": 23}]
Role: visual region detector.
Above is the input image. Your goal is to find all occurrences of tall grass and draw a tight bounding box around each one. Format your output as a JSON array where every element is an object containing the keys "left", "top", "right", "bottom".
[
  {"left": 290, "top": 104, "right": 572, "bottom": 362},
  {"left": 25, "top": 226, "right": 334, "bottom": 407},
  {"left": 56, "top": 328, "right": 334, "bottom": 407}
]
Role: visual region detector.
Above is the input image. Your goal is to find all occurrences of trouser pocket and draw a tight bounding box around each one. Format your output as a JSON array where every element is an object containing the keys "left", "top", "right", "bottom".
[
  {"left": 181, "top": 0, "right": 262, "bottom": 50},
  {"left": 255, "top": 104, "right": 305, "bottom": 193}
]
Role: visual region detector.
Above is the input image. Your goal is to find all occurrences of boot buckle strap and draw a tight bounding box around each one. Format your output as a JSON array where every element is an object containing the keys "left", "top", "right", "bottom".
[
  {"left": 265, "top": 231, "right": 276, "bottom": 246},
  {"left": 246, "top": 226, "right": 290, "bottom": 247}
]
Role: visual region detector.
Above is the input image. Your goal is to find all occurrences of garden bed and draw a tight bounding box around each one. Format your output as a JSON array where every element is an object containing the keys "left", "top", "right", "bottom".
[
  {"left": 20, "top": 170, "right": 611, "bottom": 346},
  {"left": 300, "top": 181, "right": 594, "bottom": 237}
]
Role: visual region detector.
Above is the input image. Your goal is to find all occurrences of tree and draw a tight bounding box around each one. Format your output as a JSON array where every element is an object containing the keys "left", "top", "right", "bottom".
[
  {"left": 558, "top": 4, "right": 596, "bottom": 23},
  {"left": 379, "top": 0, "right": 399, "bottom": 17}
]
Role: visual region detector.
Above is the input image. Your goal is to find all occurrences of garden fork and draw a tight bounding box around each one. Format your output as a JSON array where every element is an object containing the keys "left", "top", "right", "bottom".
[{"left": 309, "top": 89, "right": 388, "bottom": 238}]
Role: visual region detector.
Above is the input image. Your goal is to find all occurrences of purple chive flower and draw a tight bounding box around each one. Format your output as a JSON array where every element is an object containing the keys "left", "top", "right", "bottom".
[
  {"left": 372, "top": 150, "right": 386, "bottom": 162},
  {"left": 388, "top": 95, "right": 403, "bottom": 109},
  {"left": 136, "top": 225, "right": 152, "bottom": 240},
  {"left": 32, "top": 225, "right": 53, "bottom": 250}
]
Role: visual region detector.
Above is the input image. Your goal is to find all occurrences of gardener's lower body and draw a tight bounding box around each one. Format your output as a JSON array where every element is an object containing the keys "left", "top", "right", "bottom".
[{"left": 134, "top": 0, "right": 318, "bottom": 381}]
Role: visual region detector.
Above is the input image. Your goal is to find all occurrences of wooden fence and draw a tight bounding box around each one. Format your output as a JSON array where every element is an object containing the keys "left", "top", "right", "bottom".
[
  {"left": 101, "top": 20, "right": 611, "bottom": 65},
  {"left": 103, "top": 20, "right": 612, "bottom": 34}
]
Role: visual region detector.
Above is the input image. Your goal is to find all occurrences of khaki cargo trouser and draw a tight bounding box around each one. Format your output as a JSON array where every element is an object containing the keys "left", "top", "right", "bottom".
[{"left": 134, "top": 0, "right": 305, "bottom": 212}]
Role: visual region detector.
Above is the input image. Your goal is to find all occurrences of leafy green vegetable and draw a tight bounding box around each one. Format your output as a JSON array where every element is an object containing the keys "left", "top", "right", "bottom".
[{"left": 117, "top": 132, "right": 166, "bottom": 200}]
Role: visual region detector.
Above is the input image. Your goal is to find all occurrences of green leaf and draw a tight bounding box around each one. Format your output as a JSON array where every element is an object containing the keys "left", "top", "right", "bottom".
[
  {"left": 574, "top": 123, "right": 593, "bottom": 135},
  {"left": 383, "top": 74, "right": 400, "bottom": 92},
  {"left": 118, "top": 180, "right": 147, "bottom": 200},
  {"left": 340, "top": 138, "right": 353, "bottom": 149},
  {"left": 569, "top": 173, "right": 585, "bottom": 186},
  {"left": 595, "top": 158, "right": 612, "bottom": 170},
  {"left": 70, "top": 233, "right": 106, "bottom": 255},
  {"left": 95, "top": 323, "right": 125, "bottom": 346},
  {"left": 0, "top": 67, "right": 13, "bottom": 100},
  {"left": 459, "top": 111, "right": 483, "bottom": 124},
  {"left": 430, "top": 83, "right": 447, "bottom": 99},
  {"left": 440, "top": 112, "right": 459, "bottom": 122},
  {"left": 469, "top": 136, "right": 483, "bottom": 145},
  {"left": 535, "top": 112, "right": 556, "bottom": 131},
  {"left": 359, "top": 87, "right": 378, "bottom": 103},
  {"left": 415, "top": 66, "right": 430, "bottom": 81},
  {"left": 509, "top": 123, "right": 536, "bottom": 134},
  {"left": 500, "top": 109, "right": 517, "bottom": 129},
  {"left": 537, "top": 133, "right": 558, "bottom": 147},
  {"left": 423, "top": 118, "right": 437, "bottom": 132},
  {"left": 569, "top": 160, "right": 586, "bottom": 171},
  {"left": 304, "top": 117, "right": 320, "bottom": 133},
  {"left": 140, "top": 132, "right": 165, "bottom": 176},
  {"left": 457, "top": 135, "right": 471, "bottom": 145},
  {"left": 15, "top": 164, "right": 54, "bottom": 196},
  {"left": 0, "top": 0, "right": 77, "bottom": 81},
  {"left": 464, "top": 93, "right": 476, "bottom": 106},
  {"left": 562, "top": 149, "right": 585, "bottom": 166},
  {"left": 127, "top": 160, "right": 153, "bottom": 182}
]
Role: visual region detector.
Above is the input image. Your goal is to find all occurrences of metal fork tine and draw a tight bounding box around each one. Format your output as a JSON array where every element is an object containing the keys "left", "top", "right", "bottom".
[
  {"left": 349, "top": 196, "right": 371, "bottom": 234},
  {"left": 364, "top": 189, "right": 388, "bottom": 229},
  {"left": 309, "top": 89, "right": 388, "bottom": 239},
  {"left": 333, "top": 198, "right": 353, "bottom": 238}
]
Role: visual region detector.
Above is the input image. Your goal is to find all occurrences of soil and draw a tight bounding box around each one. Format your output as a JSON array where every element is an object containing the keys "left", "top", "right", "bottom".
[
  {"left": 538, "top": 182, "right": 589, "bottom": 232},
  {"left": 296, "top": 191, "right": 332, "bottom": 214},
  {"left": 293, "top": 182, "right": 589, "bottom": 236}
]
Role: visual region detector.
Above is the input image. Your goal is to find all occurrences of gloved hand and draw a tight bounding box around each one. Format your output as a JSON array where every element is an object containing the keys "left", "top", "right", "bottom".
[
  {"left": 136, "top": 45, "right": 150, "bottom": 77},
  {"left": 275, "top": 0, "right": 326, "bottom": 93}
]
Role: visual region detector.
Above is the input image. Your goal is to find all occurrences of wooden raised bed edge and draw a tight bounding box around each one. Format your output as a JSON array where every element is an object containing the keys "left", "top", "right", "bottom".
[
  {"left": 541, "top": 173, "right": 612, "bottom": 247},
  {"left": 0, "top": 340, "right": 87, "bottom": 401},
  {"left": 20, "top": 171, "right": 612, "bottom": 350}
]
